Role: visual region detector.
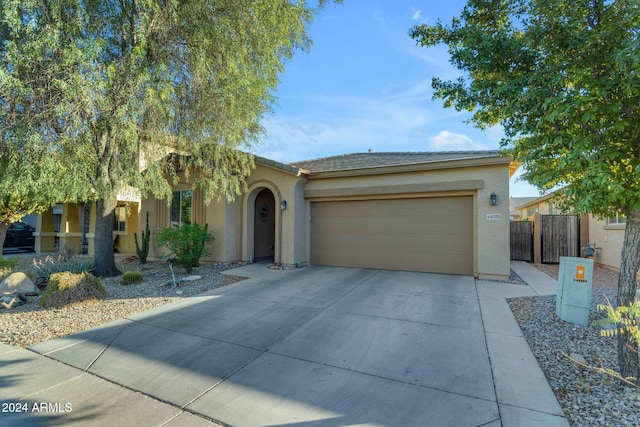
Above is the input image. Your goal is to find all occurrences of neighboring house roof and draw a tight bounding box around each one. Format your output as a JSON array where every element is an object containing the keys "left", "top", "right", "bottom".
[
  {"left": 515, "top": 188, "right": 565, "bottom": 210},
  {"left": 510, "top": 197, "right": 538, "bottom": 211},
  {"left": 292, "top": 150, "right": 506, "bottom": 174},
  {"left": 509, "top": 196, "right": 538, "bottom": 217}
]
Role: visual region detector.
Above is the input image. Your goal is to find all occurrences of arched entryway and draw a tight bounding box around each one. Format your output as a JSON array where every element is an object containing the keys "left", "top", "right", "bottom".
[{"left": 253, "top": 188, "right": 276, "bottom": 261}]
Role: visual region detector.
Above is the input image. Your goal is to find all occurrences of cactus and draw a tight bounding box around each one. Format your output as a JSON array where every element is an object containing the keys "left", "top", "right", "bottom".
[
  {"left": 134, "top": 211, "right": 151, "bottom": 264},
  {"left": 121, "top": 270, "right": 143, "bottom": 284}
]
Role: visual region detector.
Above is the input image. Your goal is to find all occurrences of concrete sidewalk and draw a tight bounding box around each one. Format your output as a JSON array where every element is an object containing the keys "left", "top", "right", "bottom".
[
  {"left": 0, "top": 262, "right": 569, "bottom": 426},
  {"left": 478, "top": 261, "right": 567, "bottom": 426}
]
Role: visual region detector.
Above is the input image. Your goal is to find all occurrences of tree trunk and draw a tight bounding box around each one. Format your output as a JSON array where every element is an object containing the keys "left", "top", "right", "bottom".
[
  {"left": 0, "top": 223, "right": 8, "bottom": 256},
  {"left": 617, "top": 209, "right": 640, "bottom": 383},
  {"left": 93, "top": 198, "right": 120, "bottom": 277}
]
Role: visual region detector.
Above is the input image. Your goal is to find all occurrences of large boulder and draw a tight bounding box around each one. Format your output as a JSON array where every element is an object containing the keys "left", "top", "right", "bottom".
[{"left": 0, "top": 272, "right": 37, "bottom": 296}]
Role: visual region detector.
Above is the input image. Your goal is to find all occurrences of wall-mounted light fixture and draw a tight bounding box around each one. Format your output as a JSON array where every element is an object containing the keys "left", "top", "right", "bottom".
[
  {"left": 490, "top": 192, "right": 498, "bottom": 206},
  {"left": 280, "top": 200, "right": 288, "bottom": 211}
]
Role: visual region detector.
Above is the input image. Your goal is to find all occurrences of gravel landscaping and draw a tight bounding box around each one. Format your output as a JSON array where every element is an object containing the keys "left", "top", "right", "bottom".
[
  {"left": 0, "top": 255, "right": 246, "bottom": 348},
  {"left": 509, "top": 264, "right": 640, "bottom": 426}
]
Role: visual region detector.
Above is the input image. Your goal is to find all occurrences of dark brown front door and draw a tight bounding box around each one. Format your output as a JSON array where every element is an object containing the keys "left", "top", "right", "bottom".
[{"left": 254, "top": 189, "right": 275, "bottom": 259}]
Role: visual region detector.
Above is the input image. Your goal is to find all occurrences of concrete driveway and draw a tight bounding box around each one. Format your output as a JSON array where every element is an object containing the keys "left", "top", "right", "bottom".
[{"left": 15, "top": 264, "right": 568, "bottom": 426}]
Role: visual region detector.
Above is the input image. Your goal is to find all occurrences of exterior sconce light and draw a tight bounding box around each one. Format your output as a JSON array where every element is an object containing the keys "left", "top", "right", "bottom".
[
  {"left": 280, "top": 200, "right": 287, "bottom": 211},
  {"left": 490, "top": 192, "right": 498, "bottom": 206}
]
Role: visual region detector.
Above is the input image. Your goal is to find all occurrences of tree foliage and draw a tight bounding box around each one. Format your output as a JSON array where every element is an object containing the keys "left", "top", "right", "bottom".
[
  {"left": 0, "top": 124, "right": 86, "bottom": 249},
  {"left": 411, "top": 0, "right": 640, "bottom": 381},
  {"left": 1, "top": 0, "right": 336, "bottom": 275}
]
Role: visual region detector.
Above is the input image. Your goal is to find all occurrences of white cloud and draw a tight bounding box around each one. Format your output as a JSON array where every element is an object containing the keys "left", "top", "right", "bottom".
[
  {"left": 428, "top": 130, "right": 488, "bottom": 151},
  {"left": 411, "top": 10, "right": 423, "bottom": 21},
  {"left": 259, "top": 85, "right": 449, "bottom": 162}
]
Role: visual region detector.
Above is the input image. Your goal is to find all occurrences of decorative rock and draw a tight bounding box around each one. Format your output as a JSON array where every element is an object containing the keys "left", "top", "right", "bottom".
[
  {"left": 0, "top": 272, "right": 37, "bottom": 296},
  {"left": 570, "top": 352, "right": 587, "bottom": 364},
  {"left": 0, "top": 294, "right": 26, "bottom": 309},
  {"left": 180, "top": 275, "right": 202, "bottom": 282}
]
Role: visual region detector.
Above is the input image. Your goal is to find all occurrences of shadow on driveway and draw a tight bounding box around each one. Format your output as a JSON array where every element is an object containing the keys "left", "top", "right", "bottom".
[{"left": 27, "top": 265, "right": 500, "bottom": 426}]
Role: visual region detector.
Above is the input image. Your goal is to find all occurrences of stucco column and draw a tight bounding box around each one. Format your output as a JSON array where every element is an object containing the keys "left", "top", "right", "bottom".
[
  {"left": 58, "top": 203, "right": 83, "bottom": 254},
  {"left": 35, "top": 209, "right": 56, "bottom": 253}
]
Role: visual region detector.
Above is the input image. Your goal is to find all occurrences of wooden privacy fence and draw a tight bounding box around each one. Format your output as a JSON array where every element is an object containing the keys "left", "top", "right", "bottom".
[
  {"left": 511, "top": 214, "right": 584, "bottom": 264},
  {"left": 510, "top": 221, "right": 534, "bottom": 262},
  {"left": 541, "top": 215, "right": 580, "bottom": 263}
]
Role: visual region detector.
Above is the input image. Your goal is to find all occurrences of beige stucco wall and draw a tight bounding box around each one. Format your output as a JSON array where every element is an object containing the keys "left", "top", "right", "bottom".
[
  {"left": 113, "top": 202, "right": 140, "bottom": 254},
  {"left": 140, "top": 177, "right": 238, "bottom": 263},
  {"left": 519, "top": 200, "right": 555, "bottom": 221},
  {"left": 475, "top": 165, "right": 511, "bottom": 280},
  {"left": 242, "top": 164, "right": 309, "bottom": 266},
  {"left": 588, "top": 215, "right": 625, "bottom": 270},
  {"left": 303, "top": 162, "right": 511, "bottom": 280},
  {"left": 141, "top": 163, "right": 307, "bottom": 266}
]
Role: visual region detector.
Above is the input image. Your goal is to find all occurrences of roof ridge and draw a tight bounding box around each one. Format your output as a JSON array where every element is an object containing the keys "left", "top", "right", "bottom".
[{"left": 293, "top": 149, "right": 499, "bottom": 165}]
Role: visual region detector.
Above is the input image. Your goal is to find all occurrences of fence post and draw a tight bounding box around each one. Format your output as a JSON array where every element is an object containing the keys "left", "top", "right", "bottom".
[{"left": 534, "top": 213, "right": 542, "bottom": 264}]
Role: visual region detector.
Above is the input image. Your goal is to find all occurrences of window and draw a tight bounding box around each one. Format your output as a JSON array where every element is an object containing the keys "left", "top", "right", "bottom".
[
  {"left": 607, "top": 213, "right": 627, "bottom": 225},
  {"left": 526, "top": 207, "right": 538, "bottom": 216},
  {"left": 170, "top": 190, "right": 192, "bottom": 228},
  {"left": 113, "top": 204, "right": 128, "bottom": 232}
]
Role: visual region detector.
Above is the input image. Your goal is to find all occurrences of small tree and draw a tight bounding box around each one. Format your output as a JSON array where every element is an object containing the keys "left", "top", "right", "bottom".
[
  {"left": 411, "top": 0, "right": 640, "bottom": 381},
  {"left": 156, "top": 223, "right": 214, "bottom": 273}
]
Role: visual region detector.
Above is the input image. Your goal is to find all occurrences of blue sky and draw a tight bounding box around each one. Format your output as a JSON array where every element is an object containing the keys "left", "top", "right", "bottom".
[{"left": 254, "top": 1, "right": 540, "bottom": 197}]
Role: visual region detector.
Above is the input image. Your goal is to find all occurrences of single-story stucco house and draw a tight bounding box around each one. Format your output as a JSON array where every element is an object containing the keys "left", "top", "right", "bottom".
[
  {"left": 32, "top": 150, "right": 514, "bottom": 280},
  {"left": 137, "top": 150, "right": 515, "bottom": 281}
]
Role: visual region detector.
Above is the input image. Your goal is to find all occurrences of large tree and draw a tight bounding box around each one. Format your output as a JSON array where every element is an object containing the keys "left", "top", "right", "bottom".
[
  {"left": 0, "top": 139, "right": 83, "bottom": 251},
  {"left": 1, "top": 0, "right": 336, "bottom": 276},
  {"left": 411, "top": 0, "right": 640, "bottom": 381}
]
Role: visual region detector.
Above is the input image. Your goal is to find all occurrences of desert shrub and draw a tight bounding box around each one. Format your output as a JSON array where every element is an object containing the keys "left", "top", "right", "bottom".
[
  {"left": 39, "top": 272, "right": 106, "bottom": 308},
  {"left": 32, "top": 255, "right": 94, "bottom": 288},
  {"left": 594, "top": 300, "right": 640, "bottom": 385},
  {"left": 0, "top": 257, "right": 18, "bottom": 271},
  {"left": 0, "top": 257, "right": 18, "bottom": 279},
  {"left": 155, "top": 223, "right": 214, "bottom": 273},
  {"left": 121, "top": 270, "right": 143, "bottom": 284}
]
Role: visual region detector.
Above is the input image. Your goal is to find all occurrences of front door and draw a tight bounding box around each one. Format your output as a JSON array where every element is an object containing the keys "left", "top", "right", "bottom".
[{"left": 254, "top": 189, "right": 275, "bottom": 260}]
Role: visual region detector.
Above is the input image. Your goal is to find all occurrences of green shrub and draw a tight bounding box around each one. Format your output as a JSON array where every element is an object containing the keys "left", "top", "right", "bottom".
[
  {"left": 0, "top": 257, "right": 18, "bottom": 271},
  {"left": 39, "top": 272, "right": 106, "bottom": 308},
  {"left": 0, "top": 257, "right": 18, "bottom": 278},
  {"left": 121, "top": 270, "right": 143, "bottom": 284},
  {"left": 32, "top": 255, "right": 94, "bottom": 288},
  {"left": 155, "top": 223, "right": 214, "bottom": 273},
  {"left": 596, "top": 300, "right": 640, "bottom": 345},
  {"left": 594, "top": 300, "right": 640, "bottom": 385}
]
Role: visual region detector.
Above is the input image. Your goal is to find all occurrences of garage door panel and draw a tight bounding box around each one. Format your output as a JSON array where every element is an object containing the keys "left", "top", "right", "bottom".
[
  {"left": 310, "top": 197, "right": 473, "bottom": 275},
  {"left": 312, "top": 248, "right": 472, "bottom": 275},
  {"left": 312, "top": 235, "right": 471, "bottom": 257},
  {"left": 313, "top": 216, "right": 471, "bottom": 236}
]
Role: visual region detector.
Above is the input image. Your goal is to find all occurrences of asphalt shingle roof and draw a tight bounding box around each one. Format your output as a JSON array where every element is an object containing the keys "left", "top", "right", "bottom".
[{"left": 292, "top": 150, "right": 502, "bottom": 173}]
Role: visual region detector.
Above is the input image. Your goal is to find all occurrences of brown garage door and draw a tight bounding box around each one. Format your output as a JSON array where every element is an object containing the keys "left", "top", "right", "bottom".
[{"left": 310, "top": 196, "right": 473, "bottom": 275}]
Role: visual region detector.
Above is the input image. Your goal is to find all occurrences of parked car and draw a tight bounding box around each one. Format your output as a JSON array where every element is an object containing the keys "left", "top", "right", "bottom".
[{"left": 3, "top": 222, "right": 36, "bottom": 252}]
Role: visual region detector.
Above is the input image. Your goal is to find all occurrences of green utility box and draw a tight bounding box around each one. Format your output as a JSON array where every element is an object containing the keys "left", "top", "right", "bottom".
[{"left": 556, "top": 257, "right": 594, "bottom": 326}]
